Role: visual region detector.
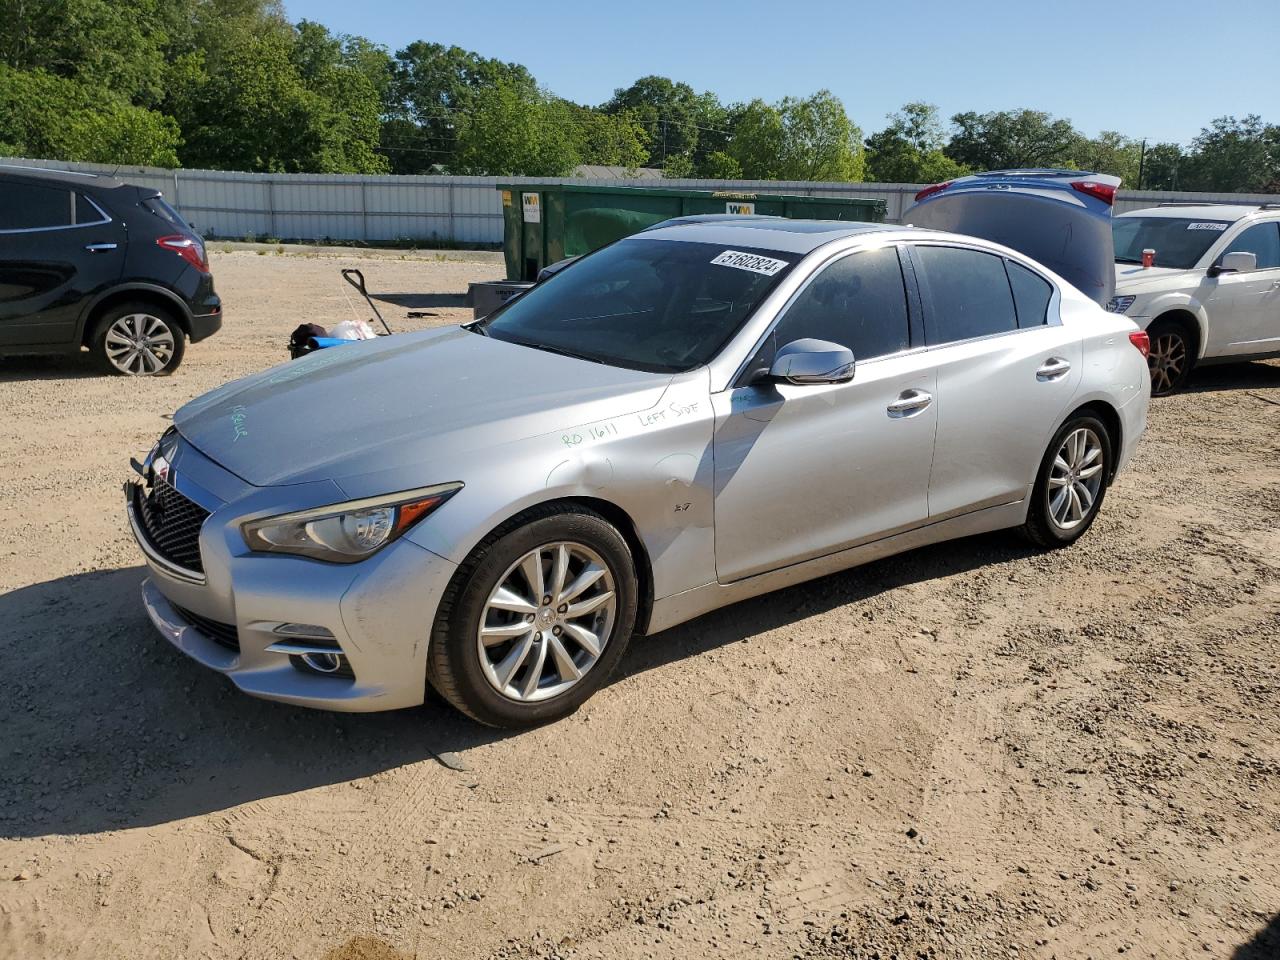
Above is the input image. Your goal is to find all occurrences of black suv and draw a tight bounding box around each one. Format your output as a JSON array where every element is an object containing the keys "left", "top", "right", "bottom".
[{"left": 0, "top": 165, "right": 221, "bottom": 375}]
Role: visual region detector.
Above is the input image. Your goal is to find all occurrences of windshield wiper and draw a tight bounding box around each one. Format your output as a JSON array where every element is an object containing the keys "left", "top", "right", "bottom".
[
  {"left": 1115, "top": 256, "right": 1142, "bottom": 264},
  {"left": 506, "top": 338, "right": 606, "bottom": 365}
]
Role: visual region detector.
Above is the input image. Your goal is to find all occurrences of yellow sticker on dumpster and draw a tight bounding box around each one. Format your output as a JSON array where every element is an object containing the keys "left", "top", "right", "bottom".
[{"left": 502, "top": 190, "right": 512, "bottom": 205}]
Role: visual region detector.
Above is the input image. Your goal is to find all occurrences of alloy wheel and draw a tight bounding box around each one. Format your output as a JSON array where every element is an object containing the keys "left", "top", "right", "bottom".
[
  {"left": 1148, "top": 331, "right": 1186, "bottom": 395},
  {"left": 1048, "top": 427, "right": 1105, "bottom": 531},
  {"left": 104, "top": 313, "right": 176, "bottom": 375},
  {"left": 476, "top": 541, "right": 617, "bottom": 703}
]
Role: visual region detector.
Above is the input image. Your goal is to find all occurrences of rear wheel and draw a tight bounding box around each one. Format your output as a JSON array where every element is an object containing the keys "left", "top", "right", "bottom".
[
  {"left": 428, "top": 504, "right": 638, "bottom": 728},
  {"left": 1146, "top": 318, "right": 1195, "bottom": 395},
  {"left": 1022, "top": 414, "right": 1112, "bottom": 548},
  {"left": 91, "top": 302, "right": 186, "bottom": 376}
]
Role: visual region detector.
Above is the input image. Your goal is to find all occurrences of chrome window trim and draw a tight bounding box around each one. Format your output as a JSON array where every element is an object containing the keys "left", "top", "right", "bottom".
[
  {"left": 906, "top": 240, "right": 1065, "bottom": 351},
  {"left": 0, "top": 192, "right": 112, "bottom": 235},
  {"left": 714, "top": 234, "right": 914, "bottom": 391}
]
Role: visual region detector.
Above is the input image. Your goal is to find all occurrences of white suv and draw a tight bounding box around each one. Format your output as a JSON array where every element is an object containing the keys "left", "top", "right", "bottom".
[{"left": 1109, "top": 204, "right": 1280, "bottom": 394}]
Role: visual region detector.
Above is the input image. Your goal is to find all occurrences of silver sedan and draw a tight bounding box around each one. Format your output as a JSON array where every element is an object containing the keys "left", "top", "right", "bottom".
[{"left": 126, "top": 218, "right": 1150, "bottom": 727}]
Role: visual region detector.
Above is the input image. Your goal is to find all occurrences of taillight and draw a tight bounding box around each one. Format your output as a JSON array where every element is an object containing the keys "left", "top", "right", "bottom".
[
  {"left": 1128, "top": 330, "right": 1150, "bottom": 358},
  {"left": 1071, "top": 180, "right": 1116, "bottom": 205},
  {"left": 157, "top": 235, "right": 209, "bottom": 273},
  {"left": 914, "top": 181, "right": 952, "bottom": 202}
]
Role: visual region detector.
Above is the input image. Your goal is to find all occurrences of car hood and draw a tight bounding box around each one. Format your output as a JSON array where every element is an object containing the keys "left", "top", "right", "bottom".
[
  {"left": 175, "top": 327, "right": 671, "bottom": 487},
  {"left": 1114, "top": 263, "right": 1188, "bottom": 290}
]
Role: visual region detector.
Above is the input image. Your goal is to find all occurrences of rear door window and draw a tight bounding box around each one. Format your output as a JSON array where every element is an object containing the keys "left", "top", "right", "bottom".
[
  {"left": 1005, "top": 260, "right": 1054, "bottom": 328},
  {"left": 74, "top": 193, "right": 108, "bottom": 224},
  {"left": 768, "top": 246, "right": 911, "bottom": 362},
  {"left": 1221, "top": 222, "right": 1280, "bottom": 270},
  {"left": 914, "top": 245, "right": 1018, "bottom": 345},
  {"left": 0, "top": 182, "right": 74, "bottom": 231}
]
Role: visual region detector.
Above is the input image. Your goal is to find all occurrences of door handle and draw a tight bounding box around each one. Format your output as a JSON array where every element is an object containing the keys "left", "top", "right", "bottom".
[
  {"left": 84, "top": 242, "right": 118, "bottom": 253},
  {"left": 887, "top": 389, "right": 933, "bottom": 418},
  {"left": 1036, "top": 357, "right": 1072, "bottom": 381}
]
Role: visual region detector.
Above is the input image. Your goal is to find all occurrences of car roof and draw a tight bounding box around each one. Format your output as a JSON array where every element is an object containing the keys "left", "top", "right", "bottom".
[
  {"left": 1117, "top": 204, "right": 1262, "bottom": 221},
  {"left": 0, "top": 164, "right": 128, "bottom": 190},
  {"left": 637, "top": 218, "right": 895, "bottom": 254}
]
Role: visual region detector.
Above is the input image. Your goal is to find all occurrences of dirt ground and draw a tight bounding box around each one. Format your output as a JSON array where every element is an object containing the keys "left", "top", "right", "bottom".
[{"left": 1, "top": 248, "right": 1277, "bottom": 960}]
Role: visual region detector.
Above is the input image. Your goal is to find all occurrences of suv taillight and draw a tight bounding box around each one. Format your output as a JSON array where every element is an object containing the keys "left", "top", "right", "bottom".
[
  {"left": 1128, "top": 331, "right": 1150, "bottom": 358},
  {"left": 914, "top": 181, "right": 952, "bottom": 202},
  {"left": 157, "top": 235, "right": 209, "bottom": 274},
  {"left": 1071, "top": 180, "right": 1116, "bottom": 205}
]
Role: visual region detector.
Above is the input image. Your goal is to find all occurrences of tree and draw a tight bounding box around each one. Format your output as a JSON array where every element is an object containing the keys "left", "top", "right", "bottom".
[
  {"left": 169, "top": 28, "right": 386, "bottom": 173},
  {"left": 0, "top": 64, "right": 180, "bottom": 165},
  {"left": 1179, "top": 115, "right": 1279, "bottom": 193},
  {"left": 1073, "top": 130, "right": 1142, "bottom": 186},
  {"left": 865, "top": 102, "right": 969, "bottom": 183},
  {"left": 568, "top": 105, "right": 648, "bottom": 170},
  {"left": 946, "top": 109, "right": 1080, "bottom": 170},
  {"left": 602, "top": 75, "right": 701, "bottom": 168},
  {"left": 450, "top": 80, "right": 578, "bottom": 177},
  {"left": 384, "top": 41, "right": 536, "bottom": 174},
  {"left": 729, "top": 91, "right": 864, "bottom": 182},
  {"left": 1140, "top": 142, "right": 1185, "bottom": 191}
]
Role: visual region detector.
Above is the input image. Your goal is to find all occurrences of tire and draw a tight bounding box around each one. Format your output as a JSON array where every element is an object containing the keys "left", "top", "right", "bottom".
[
  {"left": 1022, "top": 413, "right": 1113, "bottom": 549},
  {"left": 1146, "top": 317, "right": 1195, "bottom": 396},
  {"left": 428, "top": 504, "right": 639, "bottom": 728},
  {"left": 91, "top": 302, "right": 186, "bottom": 376}
]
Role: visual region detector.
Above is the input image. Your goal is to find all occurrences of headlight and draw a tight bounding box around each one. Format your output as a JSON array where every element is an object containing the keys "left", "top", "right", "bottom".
[
  {"left": 241, "top": 482, "right": 462, "bottom": 563},
  {"left": 1105, "top": 295, "right": 1137, "bottom": 314}
]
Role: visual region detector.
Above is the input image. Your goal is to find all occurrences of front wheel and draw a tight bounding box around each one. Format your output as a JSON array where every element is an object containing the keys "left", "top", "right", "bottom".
[
  {"left": 428, "top": 505, "right": 638, "bottom": 728},
  {"left": 1146, "top": 319, "right": 1194, "bottom": 396},
  {"left": 1022, "top": 414, "right": 1112, "bottom": 548}
]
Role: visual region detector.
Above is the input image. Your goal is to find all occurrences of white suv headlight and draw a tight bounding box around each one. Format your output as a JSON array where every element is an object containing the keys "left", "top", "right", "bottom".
[
  {"left": 241, "top": 482, "right": 462, "bottom": 563},
  {"left": 1105, "top": 295, "right": 1137, "bottom": 314}
]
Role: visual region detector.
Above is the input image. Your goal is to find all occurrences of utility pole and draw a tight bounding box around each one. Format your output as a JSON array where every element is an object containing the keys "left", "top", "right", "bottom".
[{"left": 1137, "top": 138, "right": 1147, "bottom": 191}]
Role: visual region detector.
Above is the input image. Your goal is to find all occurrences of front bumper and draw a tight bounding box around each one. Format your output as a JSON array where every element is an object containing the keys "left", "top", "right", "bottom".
[{"left": 128, "top": 472, "right": 459, "bottom": 713}]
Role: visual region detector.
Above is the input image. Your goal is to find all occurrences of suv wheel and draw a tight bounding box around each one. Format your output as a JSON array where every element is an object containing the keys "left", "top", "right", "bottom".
[
  {"left": 1146, "top": 318, "right": 1194, "bottom": 396},
  {"left": 428, "top": 504, "right": 638, "bottom": 728},
  {"left": 92, "top": 302, "right": 186, "bottom": 376}
]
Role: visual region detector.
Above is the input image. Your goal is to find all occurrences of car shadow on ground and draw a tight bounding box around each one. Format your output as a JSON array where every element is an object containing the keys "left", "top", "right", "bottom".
[
  {"left": 1233, "top": 913, "right": 1280, "bottom": 958},
  {"left": 0, "top": 532, "right": 1034, "bottom": 839},
  {"left": 1185, "top": 358, "right": 1280, "bottom": 394},
  {"left": 0, "top": 352, "right": 105, "bottom": 382},
  {"left": 373, "top": 292, "right": 467, "bottom": 309}
]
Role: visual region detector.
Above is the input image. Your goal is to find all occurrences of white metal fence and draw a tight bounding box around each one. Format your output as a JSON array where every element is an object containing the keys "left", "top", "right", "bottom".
[{"left": 4, "top": 156, "right": 1276, "bottom": 244}]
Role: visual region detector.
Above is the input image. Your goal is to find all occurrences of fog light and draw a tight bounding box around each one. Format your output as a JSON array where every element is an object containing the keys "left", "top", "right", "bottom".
[{"left": 300, "top": 651, "right": 343, "bottom": 674}]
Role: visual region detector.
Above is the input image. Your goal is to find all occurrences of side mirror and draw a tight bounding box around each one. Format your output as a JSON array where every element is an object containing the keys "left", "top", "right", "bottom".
[
  {"left": 1210, "top": 251, "right": 1257, "bottom": 277},
  {"left": 766, "top": 338, "right": 856, "bottom": 385}
]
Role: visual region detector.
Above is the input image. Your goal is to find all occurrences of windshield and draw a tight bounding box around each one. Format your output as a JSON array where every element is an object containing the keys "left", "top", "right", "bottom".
[
  {"left": 479, "top": 238, "right": 798, "bottom": 373},
  {"left": 1113, "top": 217, "right": 1231, "bottom": 269}
]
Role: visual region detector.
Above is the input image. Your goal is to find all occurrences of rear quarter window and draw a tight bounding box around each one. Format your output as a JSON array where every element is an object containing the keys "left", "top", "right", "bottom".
[
  {"left": 1006, "top": 260, "right": 1053, "bottom": 328},
  {"left": 914, "top": 245, "right": 1018, "bottom": 345}
]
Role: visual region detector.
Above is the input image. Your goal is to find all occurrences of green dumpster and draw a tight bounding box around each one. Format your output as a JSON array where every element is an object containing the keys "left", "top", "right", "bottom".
[{"left": 497, "top": 184, "right": 886, "bottom": 281}]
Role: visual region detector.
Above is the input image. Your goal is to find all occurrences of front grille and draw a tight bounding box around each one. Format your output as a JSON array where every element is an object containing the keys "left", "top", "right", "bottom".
[
  {"left": 134, "top": 479, "right": 210, "bottom": 573},
  {"left": 173, "top": 604, "right": 240, "bottom": 652}
]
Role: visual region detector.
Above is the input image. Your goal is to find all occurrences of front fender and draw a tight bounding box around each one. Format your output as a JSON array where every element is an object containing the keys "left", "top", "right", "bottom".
[{"left": 1133, "top": 293, "right": 1210, "bottom": 359}]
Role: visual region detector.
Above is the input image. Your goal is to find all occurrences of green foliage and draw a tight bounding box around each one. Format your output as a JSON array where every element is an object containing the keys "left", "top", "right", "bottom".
[
  {"left": 1, "top": 1, "right": 1276, "bottom": 191},
  {"left": 0, "top": 64, "right": 179, "bottom": 165},
  {"left": 729, "top": 91, "right": 863, "bottom": 182},
  {"left": 451, "top": 81, "right": 579, "bottom": 177},
  {"left": 865, "top": 103, "right": 970, "bottom": 183},
  {"left": 1179, "top": 115, "right": 1280, "bottom": 193}
]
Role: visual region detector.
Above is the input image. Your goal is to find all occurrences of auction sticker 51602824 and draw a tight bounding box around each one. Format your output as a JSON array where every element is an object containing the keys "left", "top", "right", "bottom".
[{"left": 710, "top": 250, "right": 790, "bottom": 276}]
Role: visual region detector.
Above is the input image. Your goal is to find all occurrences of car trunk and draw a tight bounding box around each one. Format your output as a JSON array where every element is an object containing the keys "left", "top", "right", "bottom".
[{"left": 903, "top": 171, "right": 1120, "bottom": 306}]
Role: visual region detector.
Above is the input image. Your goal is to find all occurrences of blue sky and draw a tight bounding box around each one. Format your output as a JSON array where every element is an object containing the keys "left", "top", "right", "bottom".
[{"left": 285, "top": 0, "right": 1279, "bottom": 145}]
